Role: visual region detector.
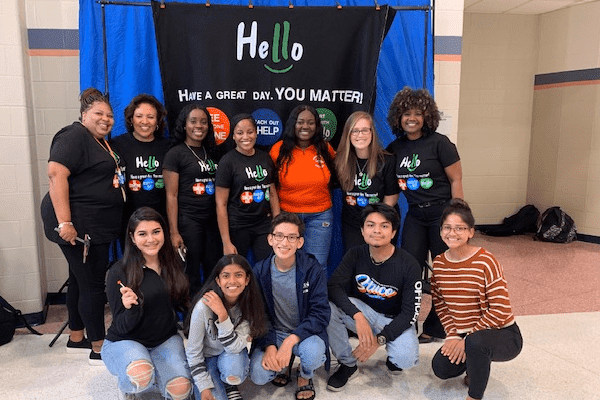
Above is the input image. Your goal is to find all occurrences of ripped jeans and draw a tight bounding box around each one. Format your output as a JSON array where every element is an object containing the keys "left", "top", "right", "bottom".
[
  {"left": 197, "top": 349, "right": 250, "bottom": 400},
  {"left": 102, "top": 335, "right": 192, "bottom": 400}
]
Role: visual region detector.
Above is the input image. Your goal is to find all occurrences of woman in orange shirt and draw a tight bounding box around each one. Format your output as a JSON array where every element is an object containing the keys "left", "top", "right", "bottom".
[{"left": 270, "top": 105, "right": 335, "bottom": 271}]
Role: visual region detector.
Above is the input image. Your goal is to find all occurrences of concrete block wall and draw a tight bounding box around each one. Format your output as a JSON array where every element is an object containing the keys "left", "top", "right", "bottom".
[{"left": 0, "top": 0, "right": 44, "bottom": 313}]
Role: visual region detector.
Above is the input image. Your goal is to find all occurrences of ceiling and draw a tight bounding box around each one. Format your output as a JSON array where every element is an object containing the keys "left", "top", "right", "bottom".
[{"left": 464, "top": 0, "right": 598, "bottom": 14}]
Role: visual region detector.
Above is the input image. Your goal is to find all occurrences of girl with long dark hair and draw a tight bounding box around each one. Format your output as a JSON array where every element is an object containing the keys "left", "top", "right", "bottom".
[
  {"left": 269, "top": 105, "right": 336, "bottom": 271},
  {"left": 186, "top": 254, "right": 267, "bottom": 400},
  {"left": 102, "top": 207, "right": 192, "bottom": 400},
  {"left": 163, "top": 104, "right": 223, "bottom": 296}
]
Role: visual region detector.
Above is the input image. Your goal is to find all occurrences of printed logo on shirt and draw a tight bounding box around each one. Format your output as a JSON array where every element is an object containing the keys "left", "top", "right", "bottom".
[
  {"left": 313, "top": 155, "right": 326, "bottom": 169},
  {"left": 406, "top": 177, "right": 420, "bottom": 190},
  {"left": 357, "top": 196, "right": 368, "bottom": 207},
  {"left": 113, "top": 175, "right": 120, "bottom": 188},
  {"left": 193, "top": 182, "right": 206, "bottom": 195},
  {"left": 398, "top": 154, "right": 420, "bottom": 173},
  {"left": 129, "top": 179, "right": 142, "bottom": 192},
  {"left": 411, "top": 280, "right": 423, "bottom": 325},
  {"left": 253, "top": 189, "right": 264, "bottom": 203},
  {"left": 345, "top": 195, "right": 357, "bottom": 206},
  {"left": 354, "top": 173, "right": 372, "bottom": 190},
  {"left": 199, "top": 159, "right": 217, "bottom": 175},
  {"left": 142, "top": 178, "right": 155, "bottom": 191},
  {"left": 398, "top": 179, "right": 407, "bottom": 191},
  {"left": 420, "top": 177, "right": 433, "bottom": 189},
  {"left": 355, "top": 274, "right": 398, "bottom": 300},
  {"left": 265, "top": 187, "right": 270, "bottom": 201},
  {"left": 206, "top": 181, "right": 215, "bottom": 195},
  {"left": 136, "top": 155, "right": 159, "bottom": 173},
  {"left": 155, "top": 179, "right": 165, "bottom": 190},
  {"left": 369, "top": 196, "right": 380, "bottom": 204},
  {"left": 241, "top": 191, "right": 254, "bottom": 204},
  {"left": 245, "top": 165, "right": 268, "bottom": 182}
]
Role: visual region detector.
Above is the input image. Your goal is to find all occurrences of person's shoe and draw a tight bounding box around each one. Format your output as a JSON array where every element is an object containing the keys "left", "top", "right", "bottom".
[
  {"left": 463, "top": 374, "right": 469, "bottom": 387},
  {"left": 418, "top": 334, "right": 435, "bottom": 344},
  {"left": 66, "top": 337, "right": 92, "bottom": 353},
  {"left": 224, "top": 383, "right": 243, "bottom": 400},
  {"left": 118, "top": 391, "right": 137, "bottom": 400},
  {"left": 89, "top": 349, "right": 104, "bottom": 366},
  {"left": 326, "top": 363, "right": 358, "bottom": 392},
  {"left": 385, "top": 357, "right": 403, "bottom": 375}
]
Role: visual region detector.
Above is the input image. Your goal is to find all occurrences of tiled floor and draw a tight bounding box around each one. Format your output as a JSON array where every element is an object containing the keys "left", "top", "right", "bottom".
[{"left": 2, "top": 233, "right": 599, "bottom": 399}]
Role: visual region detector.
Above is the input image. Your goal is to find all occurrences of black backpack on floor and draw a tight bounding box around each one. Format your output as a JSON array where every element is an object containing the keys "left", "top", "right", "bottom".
[
  {"left": 0, "top": 295, "right": 42, "bottom": 346},
  {"left": 535, "top": 206, "right": 577, "bottom": 243},
  {"left": 478, "top": 205, "right": 540, "bottom": 237}
]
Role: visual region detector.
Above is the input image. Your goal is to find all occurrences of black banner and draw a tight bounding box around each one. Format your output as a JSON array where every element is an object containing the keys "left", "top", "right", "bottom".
[{"left": 152, "top": 2, "right": 394, "bottom": 148}]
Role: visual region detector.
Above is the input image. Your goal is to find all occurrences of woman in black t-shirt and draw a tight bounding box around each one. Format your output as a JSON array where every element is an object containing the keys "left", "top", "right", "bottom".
[
  {"left": 335, "top": 111, "right": 399, "bottom": 251},
  {"left": 163, "top": 104, "right": 223, "bottom": 296},
  {"left": 387, "top": 87, "right": 463, "bottom": 343},
  {"left": 111, "top": 94, "right": 169, "bottom": 221},
  {"left": 215, "top": 114, "right": 280, "bottom": 261},
  {"left": 41, "top": 88, "right": 124, "bottom": 363}
]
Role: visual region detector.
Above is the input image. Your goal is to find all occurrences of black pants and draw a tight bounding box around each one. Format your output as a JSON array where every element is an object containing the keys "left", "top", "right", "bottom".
[
  {"left": 432, "top": 323, "right": 523, "bottom": 399},
  {"left": 402, "top": 202, "right": 449, "bottom": 338},
  {"left": 179, "top": 213, "right": 223, "bottom": 297},
  {"left": 230, "top": 218, "right": 272, "bottom": 263},
  {"left": 59, "top": 243, "right": 110, "bottom": 342}
]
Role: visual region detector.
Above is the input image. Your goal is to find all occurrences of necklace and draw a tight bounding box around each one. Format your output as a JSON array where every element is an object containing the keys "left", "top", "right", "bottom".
[
  {"left": 94, "top": 136, "right": 126, "bottom": 202},
  {"left": 185, "top": 142, "right": 209, "bottom": 169},
  {"left": 356, "top": 159, "right": 368, "bottom": 177},
  {"left": 369, "top": 247, "right": 393, "bottom": 265}
]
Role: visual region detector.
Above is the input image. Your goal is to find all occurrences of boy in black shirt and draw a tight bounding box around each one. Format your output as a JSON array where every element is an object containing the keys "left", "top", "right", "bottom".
[{"left": 326, "top": 203, "right": 421, "bottom": 391}]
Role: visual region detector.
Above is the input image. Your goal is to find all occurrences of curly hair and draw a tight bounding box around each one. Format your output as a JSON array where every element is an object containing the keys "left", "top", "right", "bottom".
[
  {"left": 123, "top": 94, "right": 167, "bottom": 138},
  {"left": 387, "top": 86, "right": 440, "bottom": 138}
]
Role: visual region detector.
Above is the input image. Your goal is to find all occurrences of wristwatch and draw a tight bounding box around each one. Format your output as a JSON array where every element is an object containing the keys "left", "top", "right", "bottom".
[{"left": 376, "top": 334, "right": 387, "bottom": 346}]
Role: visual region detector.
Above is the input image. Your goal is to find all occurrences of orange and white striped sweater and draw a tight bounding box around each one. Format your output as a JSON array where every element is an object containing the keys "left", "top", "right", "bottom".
[{"left": 431, "top": 247, "right": 515, "bottom": 340}]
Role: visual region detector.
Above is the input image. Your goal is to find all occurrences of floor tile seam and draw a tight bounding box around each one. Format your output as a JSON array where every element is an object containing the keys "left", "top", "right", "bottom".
[{"left": 523, "top": 343, "right": 600, "bottom": 376}]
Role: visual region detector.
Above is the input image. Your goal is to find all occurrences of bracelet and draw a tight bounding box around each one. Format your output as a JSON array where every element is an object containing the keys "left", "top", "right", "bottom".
[{"left": 57, "top": 221, "right": 74, "bottom": 230}]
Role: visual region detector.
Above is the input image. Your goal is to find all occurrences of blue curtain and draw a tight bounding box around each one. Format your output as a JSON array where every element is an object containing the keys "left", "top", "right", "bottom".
[{"left": 79, "top": 0, "right": 432, "bottom": 274}]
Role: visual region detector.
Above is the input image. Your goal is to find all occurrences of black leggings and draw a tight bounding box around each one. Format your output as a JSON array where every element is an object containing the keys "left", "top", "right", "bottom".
[
  {"left": 230, "top": 218, "right": 272, "bottom": 262},
  {"left": 432, "top": 323, "right": 523, "bottom": 399},
  {"left": 60, "top": 243, "right": 110, "bottom": 342}
]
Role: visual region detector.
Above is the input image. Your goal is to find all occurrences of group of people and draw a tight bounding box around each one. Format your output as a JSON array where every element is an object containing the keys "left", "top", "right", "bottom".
[{"left": 41, "top": 87, "right": 522, "bottom": 400}]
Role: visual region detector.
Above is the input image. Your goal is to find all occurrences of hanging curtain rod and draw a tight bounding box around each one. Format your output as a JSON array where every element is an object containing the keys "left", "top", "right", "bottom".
[{"left": 97, "top": 1, "right": 431, "bottom": 11}]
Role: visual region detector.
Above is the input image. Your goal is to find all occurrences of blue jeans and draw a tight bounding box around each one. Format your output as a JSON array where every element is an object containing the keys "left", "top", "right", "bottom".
[
  {"left": 327, "top": 298, "right": 419, "bottom": 370},
  {"left": 296, "top": 208, "right": 333, "bottom": 271},
  {"left": 102, "top": 335, "right": 192, "bottom": 399},
  {"left": 196, "top": 349, "right": 249, "bottom": 400},
  {"left": 250, "top": 331, "right": 326, "bottom": 383}
]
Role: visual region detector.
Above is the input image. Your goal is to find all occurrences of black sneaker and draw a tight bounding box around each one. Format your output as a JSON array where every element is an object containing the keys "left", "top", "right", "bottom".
[
  {"left": 89, "top": 349, "right": 104, "bottom": 366},
  {"left": 66, "top": 337, "right": 92, "bottom": 353},
  {"left": 386, "top": 357, "right": 403, "bottom": 375},
  {"left": 224, "top": 383, "right": 243, "bottom": 400},
  {"left": 326, "top": 363, "right": 358, "bottom": 392}
]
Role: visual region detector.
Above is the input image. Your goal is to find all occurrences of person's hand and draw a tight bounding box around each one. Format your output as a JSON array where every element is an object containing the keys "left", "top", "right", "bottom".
[
  {"left": 441, "top": 338, "right": 466, "bottom": 364},
  {"left": 200, "top": 388, "right": 216, "bottom": 400},
  {"left": 223, "top": 241, "right": 238, "bottom": 255},
  {"left": 170, "top": 232, "right": 185, "bottom": 250},
  {"left": 261, "top": 345, "right": 282, "bottom": 371},
  {"left": 275, "top": 336, "right": 297, "bottom": 369},
  {"left": 59, "top": 224, "right": 78, "bottom": 245},
  {"left": 120, "top": 286, "right": 139, "bottom": 309},
  {"left": 352, "top": 342, "right": 379, "bottom": 362},
  {"left": 354, "top": 312, "right": 375, "bottom": 349},
  {"left": 202, "top": 290, "right": 228, "bottom": 322}
]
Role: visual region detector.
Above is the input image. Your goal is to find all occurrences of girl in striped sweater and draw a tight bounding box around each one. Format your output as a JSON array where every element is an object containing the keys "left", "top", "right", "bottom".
[{"left": 430, "top": 199, "right": 523, "bottom": 400}]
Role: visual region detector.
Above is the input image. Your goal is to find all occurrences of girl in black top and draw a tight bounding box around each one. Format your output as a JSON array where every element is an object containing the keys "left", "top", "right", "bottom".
[
  {"left": 103, "top": 207, "right": 192, "bottom": 399},
  {"left": 335, "top": 111, "right": 399, "bottom": 251},
  {"left": 164, "top": 104, "right": 223, "bottom": 296},
  {"left": 215, "top": 114, "right": 280, "bottom": 262},
  {"left": 387, "top": 87, "right": 464, "bottom": 342},
  {"left": 41, "top": 87, "right": 124, "bottom": 363}
]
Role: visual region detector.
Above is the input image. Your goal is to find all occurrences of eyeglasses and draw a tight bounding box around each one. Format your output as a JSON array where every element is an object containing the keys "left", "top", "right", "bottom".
[
  {"left": 270, "top": 232, "right": 301, "bottom": 243},
  {"left": 441, "top": 225, "right": 470, "bottom": 234},
  {"left": 350, "top": 128, "right": 372, "bottom": 136}
]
